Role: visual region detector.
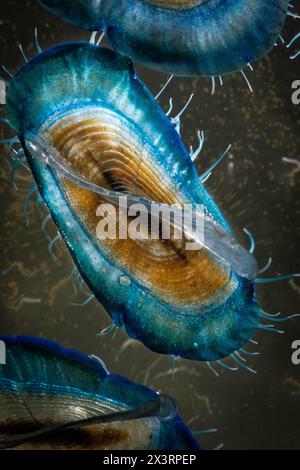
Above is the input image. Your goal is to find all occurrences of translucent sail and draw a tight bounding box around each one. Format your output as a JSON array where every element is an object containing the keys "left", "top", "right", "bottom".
[{"left": 25, "top": 135, "right": 258, "bottom": 281}]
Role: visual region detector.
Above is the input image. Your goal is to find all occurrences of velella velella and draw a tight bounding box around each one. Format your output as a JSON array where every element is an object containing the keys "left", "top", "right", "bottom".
[
  {"left": 3, "top": 41, "right": 299, "bottom": 370},
  {"left": 0, "top": 335, "right": 199, "bottom": 450},
  {"left": 37, "top": 0, "right": 290, "bottom": 77}
]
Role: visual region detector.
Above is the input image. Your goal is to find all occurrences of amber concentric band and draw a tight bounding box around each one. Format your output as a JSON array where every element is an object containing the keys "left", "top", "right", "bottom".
[
  {"left": 145, "top": 0, "right": 204, "bottom": 10},
  {"left": 42, "top": 107, "right": 234, "bottom": 308}
]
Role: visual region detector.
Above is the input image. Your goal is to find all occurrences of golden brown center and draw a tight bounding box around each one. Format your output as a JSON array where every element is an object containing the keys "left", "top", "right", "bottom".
[
  {"left": 0, "top": 390, "right": 153, "bottom": 450},
  {"left": 42, "top": 108, "right": 232, "bottom": 307},
  {"left": 144, "top": 0, "right": 203, "bottom": 10}
]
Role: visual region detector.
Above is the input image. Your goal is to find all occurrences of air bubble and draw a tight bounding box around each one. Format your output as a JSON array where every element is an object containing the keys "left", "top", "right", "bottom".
[{"left": 119, "top": 276, "right": 131, "bottom": 287}]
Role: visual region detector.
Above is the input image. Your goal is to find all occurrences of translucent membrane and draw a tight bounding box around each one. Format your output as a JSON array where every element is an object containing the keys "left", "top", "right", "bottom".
[
  {"left": 25, "top": 134, "right": 258, "bottom": 281},
  {"left": 0, "top": 393, "right": 177, "bottom": 449}
]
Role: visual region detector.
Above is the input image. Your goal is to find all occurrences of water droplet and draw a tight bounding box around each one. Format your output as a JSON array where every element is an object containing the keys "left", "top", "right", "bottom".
[{"left": 119, "top": 275, "right": 131, "bottom": 287}]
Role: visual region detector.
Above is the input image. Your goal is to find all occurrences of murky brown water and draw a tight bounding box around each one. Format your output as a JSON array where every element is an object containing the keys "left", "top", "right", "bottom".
[{"left": 0, "top": 0, "right": 300, "bottom": 450}]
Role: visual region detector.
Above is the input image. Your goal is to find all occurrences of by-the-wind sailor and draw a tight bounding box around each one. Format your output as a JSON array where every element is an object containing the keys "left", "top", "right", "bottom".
[
  {"left": 37, "top": 0, "right": 289, "bottom": 77},
  {"left": 5, "top": 41, "right": 285, "bottom": 366},
  {"left": 0, "top": 336, "right": 199, "bottom": 450}
]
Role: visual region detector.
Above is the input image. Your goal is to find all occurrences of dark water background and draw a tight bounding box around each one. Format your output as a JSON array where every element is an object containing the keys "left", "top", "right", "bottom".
[{"left": 0, "top": 0, "right": 300, "bottom": 450}]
